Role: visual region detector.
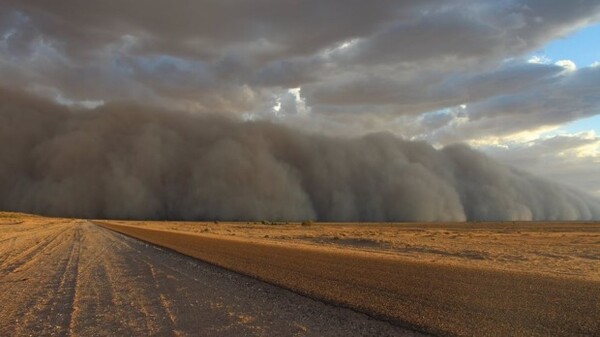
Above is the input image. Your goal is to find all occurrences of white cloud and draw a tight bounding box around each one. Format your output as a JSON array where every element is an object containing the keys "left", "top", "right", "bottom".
[
  {"left": 555, "top": 59, "right": 577, "bottom": 72},
  {"left": 528, "top": 55, "right": 551, "bottom": 64},
  {"left": 467, "top": 125, "right": 560, "bottom": 148}
]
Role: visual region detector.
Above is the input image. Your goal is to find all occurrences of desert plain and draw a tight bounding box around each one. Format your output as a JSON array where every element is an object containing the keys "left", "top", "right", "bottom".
[
  {"left": 1, "top": 212, "right": 599, "bottom": 337},
  {"left": 109, "top": 219, "right": 600, "bottom": 281}
]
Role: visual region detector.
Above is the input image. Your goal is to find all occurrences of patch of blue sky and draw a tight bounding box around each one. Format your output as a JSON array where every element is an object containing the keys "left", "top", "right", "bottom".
[
  {"left": 533, "top": 22, "right": 600, "bottom": 67},
  {"left": 557, "top": 115, "right": 600, "bottom": 134}
]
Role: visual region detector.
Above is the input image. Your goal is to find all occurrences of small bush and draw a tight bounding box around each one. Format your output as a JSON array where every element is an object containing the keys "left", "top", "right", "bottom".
[{"left": 301, "top": 220, "right": 314, "bottom": 227}]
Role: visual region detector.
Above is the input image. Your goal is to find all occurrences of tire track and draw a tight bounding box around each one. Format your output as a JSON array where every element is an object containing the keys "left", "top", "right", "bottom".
[
  {"left": 146, "top": 262, "right": 180, "bottom": 334},
  {"left": 0, "top": 224, "right": 72, "bottom": 276},
  {"left": 10, "top": 225, "right": 78, "bottom": 337}
]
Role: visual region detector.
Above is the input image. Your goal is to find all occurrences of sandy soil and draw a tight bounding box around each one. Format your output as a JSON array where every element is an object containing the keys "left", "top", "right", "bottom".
[
  {"left": 0, "top": 214, "right": 425, "bottom": 337},
  {"left": 99, "top": 221, "right": 600, "bottom": 337},
  {"left": 108, "top": 220, "right": 600, "bottom": 281}
]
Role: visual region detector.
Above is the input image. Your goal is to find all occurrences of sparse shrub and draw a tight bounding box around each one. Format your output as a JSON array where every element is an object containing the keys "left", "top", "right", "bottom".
[{"left": 301, "top": 220, "right": 314, "bottom": 227}]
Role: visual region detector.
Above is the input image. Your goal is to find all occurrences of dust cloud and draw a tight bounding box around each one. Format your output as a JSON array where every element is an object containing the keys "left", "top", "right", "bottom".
[{"left": 1, "top": 88, "right": 599, "bottom": 221}]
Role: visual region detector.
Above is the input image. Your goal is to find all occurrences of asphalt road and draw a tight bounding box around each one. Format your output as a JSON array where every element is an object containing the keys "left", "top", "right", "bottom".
[
  {"left": 0, "top": 220, "right": 423, "bottom": 337},
  {"left": 98, "top": 221, "right": 600, "bottom": 337}
]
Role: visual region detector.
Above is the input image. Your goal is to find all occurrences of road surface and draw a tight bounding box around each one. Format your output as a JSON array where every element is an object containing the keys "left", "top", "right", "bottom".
[
  {"left": 99, "top": 221, "right": 600, "bottom": 337},
  {"left": 0, "top": 220, "right": 424, "bottom": 337}
]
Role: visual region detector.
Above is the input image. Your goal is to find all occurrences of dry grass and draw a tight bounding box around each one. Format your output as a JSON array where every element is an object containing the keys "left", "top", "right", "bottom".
[{"left": 108, "top": 219, "right": 600, "bottom": 281}]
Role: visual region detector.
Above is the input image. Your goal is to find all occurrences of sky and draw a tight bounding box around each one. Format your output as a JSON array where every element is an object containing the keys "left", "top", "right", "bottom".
[
  {"left": 536, "top": 22, "right": 600, "bottom": 67},
  {"left": 529, "top": 22, "right": 600, "bottom": 133},
  {"left": 0, "top": 0, "right": 599, "bottom": 198}
]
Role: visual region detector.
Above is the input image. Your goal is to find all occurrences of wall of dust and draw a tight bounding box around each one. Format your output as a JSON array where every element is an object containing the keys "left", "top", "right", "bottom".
[{"left": 1, "top": 88, "right": 599, "bottom": 221}]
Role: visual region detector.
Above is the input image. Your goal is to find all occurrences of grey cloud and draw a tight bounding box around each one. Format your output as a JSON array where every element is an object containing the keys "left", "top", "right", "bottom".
[
  {"left": 2, "top": 0, "right": 410, "bottom": 62},
  {"left": 252, "top": 57, "right": 326, "bottom": 88},
  {"left": 0, "top": 40, "right": 266, "bottom": 114},
  {"left": 348, "top": 8, "right": 507, "bottom": 65},
  {"left": 1, "top": 88, "right": 598, "bottom": 221},
  {"left": 303, "top": 61, "right": 565, "bottom": 118},
  {"left": 1, "top": 0, "right": 599, "bottom": 127},
  {"left": 249, "top": 0, "right": 600, "bottom": 88},
  {"left": 2, "top": 1, "right": 599, "bottom": 95},
  {"left": 0, "top": 10, "right": 39, "bottom": 57},
  {"left": 432, "top": 62, "right": 565, "bottom": 103},
  {"left": 418, "top": 65, "right": 600, "bottom": 144},
  {"left": 342, "top": 0, "right": 600, "bottom": 67},
  {"left": 420, "top": 111, "right": 463, "bottom": 131},
  {"left": 305, "top": 72, "right": 435, "bottom": 107},
  {"left": 471, "top": 66, "right": 600, "bottom": 128}
]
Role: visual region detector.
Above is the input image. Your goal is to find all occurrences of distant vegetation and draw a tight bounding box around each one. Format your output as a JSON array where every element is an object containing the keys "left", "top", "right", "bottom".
[{"left": 0, "top": 212, "right": 36, "bottom": 219}]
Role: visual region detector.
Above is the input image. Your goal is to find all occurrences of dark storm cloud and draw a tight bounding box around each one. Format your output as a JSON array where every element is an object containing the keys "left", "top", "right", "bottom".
[
  {"left": 302, "top": 61, "right": 566, "bottom": 118},
  {"left": 427, "top": 65, "right": 600, "bottom": 143},
  {"left": 345, "top": 0, "right": 600, "bottom": 65},
  {"left": 1, "top": 0, "right": 599, "bottom": 107},
  {"left": 1, "top": 0, "right": 411, "bottom": 61},
  {"left": 1, "top": 88, "right": 598, "bottom": 221}
]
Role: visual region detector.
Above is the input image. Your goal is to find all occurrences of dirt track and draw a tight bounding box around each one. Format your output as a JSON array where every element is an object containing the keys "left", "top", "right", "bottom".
[
  {"left": 0, "top": 219, "right": 424, "bottom": 337},
  {"left": 99, "top": 221, "right": 600, "bottom": 337}
]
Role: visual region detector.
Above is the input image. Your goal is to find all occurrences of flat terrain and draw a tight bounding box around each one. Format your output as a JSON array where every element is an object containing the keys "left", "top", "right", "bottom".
[
  {"left": 99, "top": 220, "right": 600, "bottom": 337},
  {"left": 0, "top": 214, "right": 424, "bottom": 337},
  {"left": 108, "top": 220, "right": 600, "bottom": 281}
]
